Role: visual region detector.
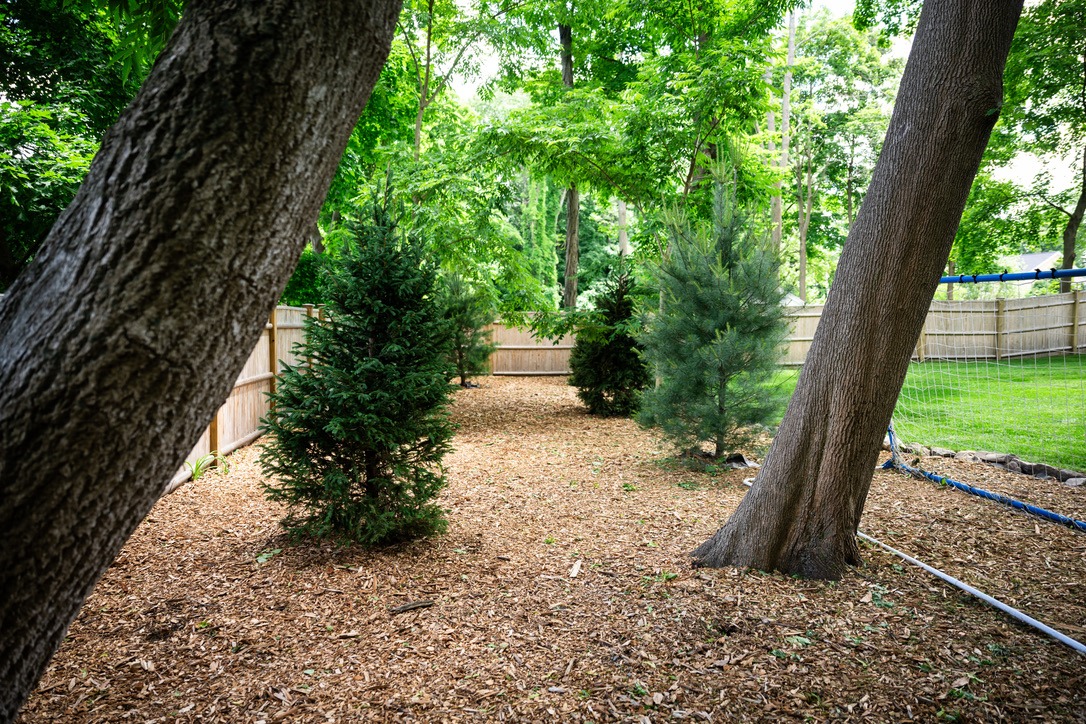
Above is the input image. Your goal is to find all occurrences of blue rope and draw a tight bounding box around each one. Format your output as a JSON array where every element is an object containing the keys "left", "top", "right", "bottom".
[
  {"left": 884, "top": 425, "right": 1086, "bottom": 533},
  {"left": 938, "top": 267, "right": 1086, "bottom": 284}
]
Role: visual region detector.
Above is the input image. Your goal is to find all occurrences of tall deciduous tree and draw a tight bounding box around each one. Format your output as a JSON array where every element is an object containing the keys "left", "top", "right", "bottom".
[
  {"left": 0, "top": 0, "right": 400, "bottom": 716},
  {"left": 692, "top": 0, "right": 1023, "bottom": 579}
]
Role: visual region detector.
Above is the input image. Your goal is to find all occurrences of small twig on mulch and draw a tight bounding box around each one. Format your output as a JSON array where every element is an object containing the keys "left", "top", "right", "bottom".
[{"left": 389, "top": 600, "right": 435, "bottom": 614}]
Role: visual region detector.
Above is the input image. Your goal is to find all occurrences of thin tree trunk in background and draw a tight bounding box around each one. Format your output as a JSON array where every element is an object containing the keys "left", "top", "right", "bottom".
[
  {"left": 797, "top": 145, "right": 816, "bottom": 303},
  {"left": 947, "top": 259, "right": 955, "bottom": 300},
  {"left": 0, "top": 0, "right": 399, "bottom": 716},
  {"left": 616, "top": 198, "right": 630, "bottom": 257},
  {"left": 310, "top": 222, "right": 325, "bottom": 255},
  {"left": 413, "top": 0, "right": 436, "bottom": 162},
  {"left": 563, "top": 183, "right": 580, "bottom": 308},
  {"left": 767, "top": 73, "right": 781, "bottom": 253},
  {"left": 780, "top": 12, "right": 795, "bottom": 180},
  {"left": 693, "top": 0, "right": 1023, "bottom": 580},
  {"left": 1060, "top": 148, "right": 1085, "bottom": 293},
  {"left": 772, "top": 12, "right": 796, "bottom": 252},
  {"left": 559, "top": 22, "right": 579, "bottom": 308}
]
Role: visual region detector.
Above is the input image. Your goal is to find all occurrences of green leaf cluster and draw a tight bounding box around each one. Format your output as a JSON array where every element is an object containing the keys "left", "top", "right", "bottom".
[
  {"left": 260, "top": 195, "right": 455, "bottom": 546},
  {"left": 0, "top": 100, "right": 97, "bottom": 290}
]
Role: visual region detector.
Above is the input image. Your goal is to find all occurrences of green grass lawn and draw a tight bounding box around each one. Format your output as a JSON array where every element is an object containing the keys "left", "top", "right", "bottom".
[{"left": 766, "top": 354, "right": 1086, "bottom": 472}]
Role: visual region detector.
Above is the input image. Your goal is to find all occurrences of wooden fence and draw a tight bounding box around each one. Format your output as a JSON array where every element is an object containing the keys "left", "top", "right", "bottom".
[
  {"left": 169, "top": 305, "right": 317, "bottom": 490},
  {"left": 488, "top": 291, "right": 1086, "bottom": 373},
  {"left": 171, "top": 292, "right": 1084, "bottom": 484},
  {"left": 783, "top": 291, "right": 1084, "bottom": 365},
  {"left": 486, "top": 323, "right": 574, "bottom": 375}
]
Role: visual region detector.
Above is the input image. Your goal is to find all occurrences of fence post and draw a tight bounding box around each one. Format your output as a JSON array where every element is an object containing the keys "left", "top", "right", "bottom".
[
  {"left": 995, "top": 298, "right": 1006, "bottom": 361},
  {"left": 304, "top": 304, "right": 315, "bottom": 368},
  {"left": 208, "top": 410, "right": 220, "bottom": 468},
  {"left": 915, "top": 313, "right": 927, "bottom": 363},
  {"left": 1073, "top": 290, "right": 1083, "bottom": 353},
  {"left": 268, "top": 308, "right": 278, "bottom": 408}
]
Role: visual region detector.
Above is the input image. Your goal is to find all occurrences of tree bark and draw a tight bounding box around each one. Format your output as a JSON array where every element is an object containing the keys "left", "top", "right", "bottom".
[
  {"left": 692, "top": 0, "right": 1023, "bottom": 580},
  {"left": 1059, "top": 147, "right": 1085, "bottom": 293},
  {"left": 0, "top": 0, "right": 400, "bottom": 717},
  {"left": 559, "top": 22, "right": 580, "bottom": 308}
]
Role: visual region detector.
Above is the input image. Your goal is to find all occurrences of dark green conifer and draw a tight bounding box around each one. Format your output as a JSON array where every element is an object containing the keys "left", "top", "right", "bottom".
[
  {"left": 260, "top": 194, "right": 454, "bottom": 545},
  {"left": 441, "top": 274, "right": 497, "bottom": 387},
  {"left": 568, "top": 267, "right": 649, "bottom": 416}
]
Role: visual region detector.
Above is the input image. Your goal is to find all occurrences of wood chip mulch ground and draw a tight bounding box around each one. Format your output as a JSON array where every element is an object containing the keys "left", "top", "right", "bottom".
[{"left": 20, "top": 377, "right": 1086, "bottom": 723}]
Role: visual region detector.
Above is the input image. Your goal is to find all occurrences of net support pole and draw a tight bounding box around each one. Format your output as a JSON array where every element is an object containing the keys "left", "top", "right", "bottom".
[
  {"left": 739, "top": 476, "right": 1086, "bottom": 656},
  {"left": 856, "top": 531, "right": 1086, "bottom": 656},
  {"left": 995, "top": 298, "right": 1006, "bottom": 361}
]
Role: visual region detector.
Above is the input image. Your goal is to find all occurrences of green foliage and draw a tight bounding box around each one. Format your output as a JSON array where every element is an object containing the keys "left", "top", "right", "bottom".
[
  {"left": 950, "top": 173, "right": 1065, "bottom": 278},
  {"left": 279, "top": 247, "right": 327, "bottom": 307},
  {"left": 568, "top": 266, "right": 650, "bottom": 416},
  {"left": 1001, "top": 0, "right": 1086, "bottom": 158},
  {"left": 319, "top": 41, "right": 418, "bottom": 235},
  {"left": 639, "top": 182, "right": 787, "bottom": 458},
  {"left": 184, "top": 452, "right": 230, "bottom": 481},
  {"left": 0, "top": 0, "right": 142, "bottom": 133},
  {"left": 260, "top": 195, "right": 455, "bottom": 546},
  {"left": 440, "top": 273, "right": 497, "bottom": 386},
  {"left": 0, "top": 100, "right": 97, "bottom": 290}
]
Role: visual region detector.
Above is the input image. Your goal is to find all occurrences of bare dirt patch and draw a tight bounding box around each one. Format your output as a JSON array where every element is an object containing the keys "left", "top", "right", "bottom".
[{"left": 20, "top": 377, "right": 1086, "bottom": 722}]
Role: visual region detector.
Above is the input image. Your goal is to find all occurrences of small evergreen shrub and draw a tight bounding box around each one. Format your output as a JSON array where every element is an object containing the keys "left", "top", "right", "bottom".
[
  {"left": 638, "top": 182, "right": 787, "bottom": 458},
  {"left": 568, "top": 267, "right": 650, "bottom": 416},
  {"left": 260, "top": 197, "right": 455, "bottom": 545},
  {"left": 440, "top": 273, "right": 497, "bottom": 387}
]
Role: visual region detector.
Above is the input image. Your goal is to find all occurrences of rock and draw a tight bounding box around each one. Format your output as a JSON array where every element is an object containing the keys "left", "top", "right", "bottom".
[
  {"left": 981, "top": 452, "right": 1010, "bottom": 464},
  {"left": 1036, "top": 463, "right": 1062, "bottom": 479},
  {"left": 724, "top": 453, "right": 758, "bottom": 469},
  {"left": 1064, "top": 478, "right": 1086, "bottom": 488},
  {"left": 1006, "top": 460, "right": 1022, "bottom": 474},
  {"left": 913, "top": 446, "right": 930, "bottom": 457},
  {"left": 954, "top": 450, "right": 980, "bottom": 462},
  {"left": 931, "top": 447, "right": 955, "bottom": 458},
  {"left": 1059, "top": 468, "right": 1085, "bottom": 482}
]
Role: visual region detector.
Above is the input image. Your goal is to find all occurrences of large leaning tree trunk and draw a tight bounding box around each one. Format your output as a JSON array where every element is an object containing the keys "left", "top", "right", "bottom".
[
  {"left": 692, "top": 0, "right": 1023, "bottom": 580},
  {"left": 0, "top": 0, "right": 400, "bottom": 717}
]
